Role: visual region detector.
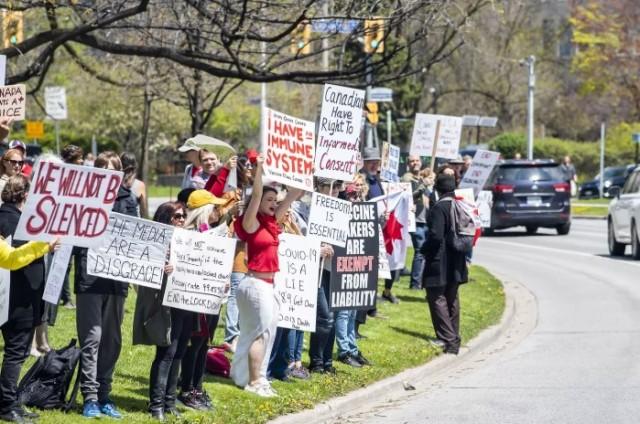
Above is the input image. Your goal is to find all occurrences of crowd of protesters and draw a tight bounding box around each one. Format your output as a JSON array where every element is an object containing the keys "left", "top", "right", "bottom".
[{"left": 0, "top": 119, "right": 474, "bottom": 422}]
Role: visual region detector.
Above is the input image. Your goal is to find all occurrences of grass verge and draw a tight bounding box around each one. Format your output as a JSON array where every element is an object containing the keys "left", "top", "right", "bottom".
[
  {"left": 572, "top": 205, "right": 607, "bottom": 218},
  {"left": 147, "top": 185, "right": 179, "bottom": 198}
]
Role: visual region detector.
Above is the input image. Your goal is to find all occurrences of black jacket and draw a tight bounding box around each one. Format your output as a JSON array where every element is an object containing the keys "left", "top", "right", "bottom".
[
  {"left": 0, "top": 203, "right": 46, "bottom": 329},
  {"left": 420, "top": 193, "right": 469, "bottom": 288}
]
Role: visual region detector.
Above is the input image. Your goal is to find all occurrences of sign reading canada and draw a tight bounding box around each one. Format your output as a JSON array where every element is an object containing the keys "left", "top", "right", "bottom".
[
  {"left": 14, "top": 161, "right": 123, "bottom": 248},
  {"left": 0, "top": 84, "right": 26, "bottom": 121}
]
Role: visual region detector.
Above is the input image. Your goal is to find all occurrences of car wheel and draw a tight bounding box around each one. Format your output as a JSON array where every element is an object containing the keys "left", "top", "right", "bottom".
[
  {"left": 608, "top": 219, "right": 625, "bottom": 256},
  {"left": 632, "top": 222, "right": 640, "bottom": 260},
  {"left": 556, "top": 222, "right": 571, "bottom": 235},
  {"left": 525, "top": 226, "right": 538, "bottom": 235}
]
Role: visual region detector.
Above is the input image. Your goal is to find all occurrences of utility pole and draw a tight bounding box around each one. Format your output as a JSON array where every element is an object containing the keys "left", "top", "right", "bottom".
[
  {"left": 260, "top": 41, "right": 267, "bottom": 144},
  {"left": 600, "top": 122, "right": 605, "bottom": 198},
  {"left": 365, "top": 56, "right": 374, "bottom": 148},
  {"left": 523, "top": 55, "right": 536, "bottom": 160}
]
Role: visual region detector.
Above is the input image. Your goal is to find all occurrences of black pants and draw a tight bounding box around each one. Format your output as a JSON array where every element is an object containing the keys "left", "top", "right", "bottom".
[
  {"left": 149, "top": 309, "right": 193, "bottom": 411},
  {"left": 384, "top": 269, "right": 401, "bottom": 290},
  {"left": 0, "top": 326, "right": 34, "bottom": 413},
  {"left": 309, "top": 271, "right": 335, "bottom": 369},
  {"left": 426, "top": 281, "right": 461, "bottom": 348},
  {"left": 180, "top": 314, "right": 219, "bottom": 392},
  {"left": 60, "top": 262, "right": 72, "bottom": 304}
]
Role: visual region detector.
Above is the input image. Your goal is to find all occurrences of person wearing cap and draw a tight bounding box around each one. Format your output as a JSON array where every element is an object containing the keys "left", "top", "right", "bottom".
[
  {"left": 7, "top": 140, "right": 32, "bottom": 177},
  {"left": 421, "top": 174, "right": 469, "bottom": 355},
  {"left": 360, "top": 147, "right": 384, "bottom": 200},
  {"left": 178, "top": 139, "right": 202, "bottom": 189}
]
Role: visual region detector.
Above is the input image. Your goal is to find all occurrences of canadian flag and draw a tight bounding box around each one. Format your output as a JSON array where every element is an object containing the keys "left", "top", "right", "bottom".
[{"left": 371, "top": 191, "right": 411, "bottom": 271}]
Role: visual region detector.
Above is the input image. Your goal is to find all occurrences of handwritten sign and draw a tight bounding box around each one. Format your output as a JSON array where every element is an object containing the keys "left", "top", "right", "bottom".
[
  {"left": 410, "top": 113, "right": 462, "bottom": 159},
  {"left": 330, "top": 202, "right": 379, "bottom": 311},
  {"left": 381, "top": 142, "right": 400, "bottom": 182},
  {"left": 14, "top": 161, "right": 123, "bottom": 248},
  {"left": 459, "top": 150, "right": 500, "bottom": 197},
  {"left": 261, "top": 107, "right": 315, "bottom": 191},
  {"left": 315, "top": 84, "right": 366, "bottom": 180},
  {"left": 87, "top": 213, "right": 174, "bottom": 289},
  {"left": 274, "top": 234, "right": 320, "bottom": 332},
  {"left": 307, "top": 192, "right": 352, "bottom": 247},
  {"left": 163, "top": 228, "right": 236, "bottom": 315},
  {"left": 0, "top": 84, "right": 26, "bottom": 121},
  {"left": 42, "top": 244, "right": 73, "bottom": 304},
  {"left": 0, "top": 236, "right": 10, "bottom": 326},
  {"left": 477, "top": 190, "right": 493, "bottom": 228}
]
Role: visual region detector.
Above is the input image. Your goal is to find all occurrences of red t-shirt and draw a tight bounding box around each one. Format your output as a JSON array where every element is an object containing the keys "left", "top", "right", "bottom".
[{"left": 234, "top": 213, "right": 281, "bottom": 275}]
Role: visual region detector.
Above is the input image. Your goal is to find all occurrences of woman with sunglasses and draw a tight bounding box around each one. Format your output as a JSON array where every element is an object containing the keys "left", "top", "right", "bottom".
[{"left": 0, "top": 149, "right": 24, "bottom": 206}]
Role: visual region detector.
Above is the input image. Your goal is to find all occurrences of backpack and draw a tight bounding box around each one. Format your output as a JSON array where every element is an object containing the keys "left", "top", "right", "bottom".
[
  {"left": 205, "top": 346, "right": 231, "bottom": 378},
  {"left": 17, "top": 339, "right": 81, "bottom": 411},
  {"left": 439, "top": 197, "right": 479, "bottom": 254}
]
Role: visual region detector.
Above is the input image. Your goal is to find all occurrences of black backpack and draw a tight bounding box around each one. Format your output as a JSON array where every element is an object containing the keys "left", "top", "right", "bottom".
[{"left": 17, "top": 339, "right": 81, "bottom": 411}]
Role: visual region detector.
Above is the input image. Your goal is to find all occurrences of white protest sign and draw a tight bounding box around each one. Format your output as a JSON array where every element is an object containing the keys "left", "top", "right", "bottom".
[
  {"left": 381, "top": 142, "right": 401, "bottom": 182},
  {"left": 42, "top": 244, "right": 73, "bottom": 304},
  {"left": 459, "top": 150, "right": 500, "bottom": 197},
  {"left": 410, "top": 113, "right": 462, "bottom": 159},
  {"left": 0, "top": 84, "right": 26, "bottom": 121},
  {"left": 0, "top": 236, "right": 10, "bottom": 326},
  {"left": 307, "top": 192, "right": 352, "bottom": 247},
  {"left": 14, "top": 161, "right": 124, "bottom": 248},
  {"left": 382, "top": 182, "right": 416, "bottom": 232},
  {"left": 45, "top": 86, "right": 68, "bottom": 120},
  {"left": 87, "top": 213, "right": 174, "bottom": 289},
  {"left": 477, "top": 190, "right": 493, "bottom": 228},
  {"left": 262, "top": 107, "right": 315, "bottom": 191},
  {"left": 0, "top": 55, "right": 6, "bottom": 85},
  {"left": 163, "top": 228, "right": 236, "bottom": 315},
  {"left": 377, "top": 225, "right": 391, "bottom": 280},
  {"left": 315, "top": 84, "right": 366, "bottom": 180},
  {"left": 274, "top": 234, "right": 320, "bottom": 332}
]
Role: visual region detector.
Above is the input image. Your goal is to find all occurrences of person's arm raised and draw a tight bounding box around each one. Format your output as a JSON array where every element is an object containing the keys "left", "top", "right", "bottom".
[
  {"left": 241, "top": 154, "right": 265, "bottom": 234},
  {"left": 276, "top": 187, "right": 303, "bottom": 223}
]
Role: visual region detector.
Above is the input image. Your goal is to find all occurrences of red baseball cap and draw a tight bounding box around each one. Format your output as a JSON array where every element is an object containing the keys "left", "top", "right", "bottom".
[{"left": 245, "top": 148, "right": 258, "bottom": 165}]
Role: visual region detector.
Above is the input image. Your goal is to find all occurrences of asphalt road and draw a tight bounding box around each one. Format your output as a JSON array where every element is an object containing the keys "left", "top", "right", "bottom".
[{"left": 338, "top": 219, "right": 640, "bottom": 424}]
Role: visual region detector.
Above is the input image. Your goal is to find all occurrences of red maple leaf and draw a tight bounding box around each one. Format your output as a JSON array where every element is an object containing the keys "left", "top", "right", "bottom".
[{"left": 383, "top": 211, "right": 403, "bottom": 255}]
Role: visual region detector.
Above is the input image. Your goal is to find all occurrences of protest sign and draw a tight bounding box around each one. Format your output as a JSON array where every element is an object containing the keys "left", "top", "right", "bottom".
[
  {"left": 409, "top": 113, "right": 462, "bottom": 159},
  {"left": 262, "top": 107, "right": 315, "bottom": 191},
  {"left": 330, "top": 202, "right": 379, "bottom": 311},
  {"left": 14, "top": 161, "right": 123, "bottom": 248},
  {"left": 477, "top": 190, "right": 493, "bottom": 228},
  {"left": 0, "top": 84, "right": 26, "bottom": 121},
  {"left": 381, "top": 142, "right": 401, "bottom": 182},
  {"left": 377, "top": 224, "right": 391, "bottom": 280},
  {"left": 274, "top": 234, "right": 321, "bottom": 332},
  {"left": 307, "top": 192, "right": 352, "bottom": 247},
  {"left": 42, "top": 244, "right": 73, "bottom": 304},
  {"left": 87, "top": 213, "right": 174, "bottom": 289},
  {"left": 382, "top": 182, "right": 416, "bottom": 232},
  {"left": 315, "top": 84, "right": 366, "bottom": 180},
  {"left": 163, "top": 228, "right": 236, "bottom": 315},
  {"left": 0, "top": 237, "right": 10, "bottom": 326},
  {"left": 459, "top": 150, "right": 500, "bottom": 197}
]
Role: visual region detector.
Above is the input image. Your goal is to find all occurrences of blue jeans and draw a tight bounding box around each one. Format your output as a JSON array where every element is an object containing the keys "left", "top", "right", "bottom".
[
  {"left": 335, "top": 310, "right": 358, "bottom": 357},
  {"left": 267, "top": 327, "right": 291, "bottom": 380},
  {"left": 287, "top": 330, "right": 304, "bottom": 363},
  {"left": 410, "top": 224, "right": 427, "bottom": 288},
  {"left": 224, "top": 272, "right": 244, "bottom": 343}
]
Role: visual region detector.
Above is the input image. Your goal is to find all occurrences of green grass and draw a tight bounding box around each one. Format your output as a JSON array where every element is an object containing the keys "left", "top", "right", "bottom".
[
  {"left": 148, "top": 186, "right": 179, "bottom": 198},
  {"left": 16, "top": 260, "right": 504, "bottom": 424},
  {"left": 574, "top": 197, "right": 611, "bottom": 205},
  {"left": 572, "top": 205, "right": 608, "bottom": 217}
]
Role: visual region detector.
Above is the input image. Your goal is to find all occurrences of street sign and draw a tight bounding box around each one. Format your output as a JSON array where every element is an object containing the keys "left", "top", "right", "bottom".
[
  {"left": 45, "top": 86, "right": 67, "bottom": 120},
  {"left": 25, "top": 120, "right": 44, "bottom": 139},
  {"left": 462, "top": 115, "right": 480, "bottom": 126},
  {"left": 632, "top": 133, "right": 640, "bottom": 143},
  {"left": 479, "top": 116, "right": 498, "bottom": 127},
  {"left": 311, "top": 19, "right": 359, "bottom": 34},
  {"left": 368, "top": 87, "right": 393, "bottom": 102}
]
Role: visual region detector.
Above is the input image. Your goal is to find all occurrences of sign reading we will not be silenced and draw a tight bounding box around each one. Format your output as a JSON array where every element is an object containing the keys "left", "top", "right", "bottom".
[
  {"left": 262, "top": 107, "right": 315, "bottom": 191},
  {"left": 330, "top": 202, "right": 379, "bottom": 311},
  {"left": 307, "top": 192, "right": 352, "bottom": 248},
  {"left": 87, "top": 213, "right": 174, "bottom": 290},
  {"left": 274, "top": 234, "right": 321, "bottom": 332},
  {"left": 14, "top": 161, "right": 124, "bottom": 248},
  {"left": 163, "top": 228, "right": 236, "bottom": 315}
]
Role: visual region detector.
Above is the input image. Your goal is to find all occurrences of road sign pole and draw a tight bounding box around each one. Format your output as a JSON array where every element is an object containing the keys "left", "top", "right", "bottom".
[
  {"left": 600, "top": 123, "right": 605, "bottom": 198},
  {"left": 386, "top": 109, "right": 391, "bottom": 144},
  {"left": 55, "top": 120, "right": 60, "bottom": 155}
]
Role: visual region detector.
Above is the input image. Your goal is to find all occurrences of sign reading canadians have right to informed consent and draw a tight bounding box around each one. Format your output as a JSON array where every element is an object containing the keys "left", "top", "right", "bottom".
[
  {"left": 315, "top": 84, "right": 366, "bottom": 180},
  {"left": 307, "top": 192, "right": 352, "bottom": 248},
  {"left": 410, "top": 113, "right": 462, "bottom": 159}
]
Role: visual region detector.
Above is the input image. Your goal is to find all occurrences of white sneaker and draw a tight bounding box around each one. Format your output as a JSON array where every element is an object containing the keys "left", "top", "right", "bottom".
[{"left": 244, "top": 381, "right": 277, "bottom": 398}]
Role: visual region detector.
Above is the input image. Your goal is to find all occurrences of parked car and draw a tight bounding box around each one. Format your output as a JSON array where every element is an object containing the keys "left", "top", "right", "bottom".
[
  {"left": 607, "top": 167, "right": 640, "bottom": 258},
  {"left": 579, "top": 165, "right": 636, "bottom": 199},
  {"left": 484, "top": 159, "right": 571, "bottom": 235}
]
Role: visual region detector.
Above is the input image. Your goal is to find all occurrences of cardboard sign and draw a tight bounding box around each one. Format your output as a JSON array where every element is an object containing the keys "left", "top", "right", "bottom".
[
  {"left": 377, "top": 224, "right": 391, "bottom": 280},
  {"left": 0, "top": 84, "right": 26, "bottom": 121},
  {"left": 409, "top": 113, "right": 462, "bottom": 159},
  {"left": 315, "top": 84, "right": 366, "bottom": 180},
  {"left": 14, "top": 161, "right": 123, "bottom": 247},
  {"left": 42, "top": 244, "right": 73, "bottom": 304},
  {"left": 330, "top": 202, "right": 379, "bottom": 311},
  {"left": 163, "top": 228, "right": 236, "bottom": 315},
  {"left": 87, "top": 213, "right": 174, "bottom": 289},
  {"left": 382, "top": 182, "right": 416, "bottom": 233},
  {"left": 0, "top": 236, "right": 10, "bottom": 326},
  {"left": 274, "top": 234, "right": 321, "bottom": 332},
  {"left": 381, "top": 142, "right": 401, "bottom": 182},
  {"left": 477, "top": 190, "right": 493, "bottom": 228},
  {"left": 459, "top": 150, "right": 500, "bottom": 197},
  {"left": 307, "top": 192, "right": 352, "bottom": 247},
  {"left": 262, "top": 107, "right": 315, "bottom": 191}
]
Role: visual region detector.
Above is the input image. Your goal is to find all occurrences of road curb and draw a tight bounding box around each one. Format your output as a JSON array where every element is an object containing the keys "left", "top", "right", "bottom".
[
  {"left": 572, "top": 215, "right": 606, "bottom": 220},
  {"left": 269, "top": 277, "right": 534, "bottom": 424}
]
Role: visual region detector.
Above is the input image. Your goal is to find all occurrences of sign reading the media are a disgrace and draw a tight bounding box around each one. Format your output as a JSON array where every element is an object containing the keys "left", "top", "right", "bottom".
[
  {"left": 315, "top": 84, "right": 366, "bottom": 181},
  {"left": 261, "top": 107, "right": 315, "bottom": 191},
  {"left": 163, "top": 228, "right": 236, "bottom": 315},
  {"left": 307, "top": 192, "right": 352, "bottom": 247},
  {"left": 330, "top": 202, "right": 379, "bottom": 311},
  {"left": 14, "top": 161, "right": 123, "bottom": 248},
  {"left": 87, "top": 213, "right": 174, "bottom": 289},
  {"left": 274, "top": 234, "right": 320, "bottom": 332}
]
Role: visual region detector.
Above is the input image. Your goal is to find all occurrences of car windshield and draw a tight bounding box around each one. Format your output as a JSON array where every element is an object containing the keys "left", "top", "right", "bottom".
[
  {"left": 496, "top": 165, "right": 564, "bottom": 182},
  {"left": 601, "top": 167, "right": 626, "bottom": 179}
]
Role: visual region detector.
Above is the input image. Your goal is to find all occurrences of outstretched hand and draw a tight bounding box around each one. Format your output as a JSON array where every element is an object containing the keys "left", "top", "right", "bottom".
[{"left": 0, "top": 120, "right": 11, "bottom": 140}]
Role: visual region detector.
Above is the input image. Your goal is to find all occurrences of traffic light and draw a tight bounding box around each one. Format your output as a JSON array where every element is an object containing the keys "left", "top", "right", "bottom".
[
  {"left": 290, "top": 21, "right": 311, "bottom": 55},
  {"left": 366, "top": 102, "right": 379, "bottom": 125},
  {"left": 364, "top": 19, "right": 384, "bottom": 54},
  {"left": 2, "top": 10, "right": 24, "bottom": 48}
]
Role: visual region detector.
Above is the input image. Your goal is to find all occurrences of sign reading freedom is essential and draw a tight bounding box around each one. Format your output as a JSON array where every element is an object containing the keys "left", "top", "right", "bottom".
[
  {"left": 163, "top": 228, "right": 236, "bottom": 315},
  {"left": 459, "top": 150, "right": 500, "bottom": 197},
  {"left": 307, "top": 192, "right": 352, "bottom": 247},
  {"left": 87, "top": 213, "right": 174, "bottom": 290},
  {"left": 0, "top": 84, "right": 26, "bottom": 121},
  {"left": 410, "top": 113, "right": 462, "bottom": 159},
  {"left": 315, "top": 84, "right": 366, "bottom": 181},
  {"left": 274, "top": 234, "right": 321, "bottom": 332},
  {"left": 14, "top": 161, "right": 124, "bottom": 248},
  {"left": 330, "top": 202, "right": 379, "bottom": 311},
  {"left": 262, "top": 107, "right": 315, "bottom": 191}
]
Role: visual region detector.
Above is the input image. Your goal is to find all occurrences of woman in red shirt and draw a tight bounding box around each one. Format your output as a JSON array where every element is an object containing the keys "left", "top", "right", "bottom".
[{"left": 230, "top": 154, "right": 301, "bottom": 397}]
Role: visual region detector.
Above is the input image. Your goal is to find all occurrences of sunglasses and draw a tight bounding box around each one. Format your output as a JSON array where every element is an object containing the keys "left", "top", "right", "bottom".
[
  {"left": 4, "top": 159, "right": 24, "bottom": 167},
  {"left": 172, "top": 213, "right": 186, "bottom": 220}
]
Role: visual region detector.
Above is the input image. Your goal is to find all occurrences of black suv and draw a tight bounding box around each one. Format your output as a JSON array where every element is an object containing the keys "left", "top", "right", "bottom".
[{"left": 484, "top": 160, "right": 571, "bottom": 235}]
